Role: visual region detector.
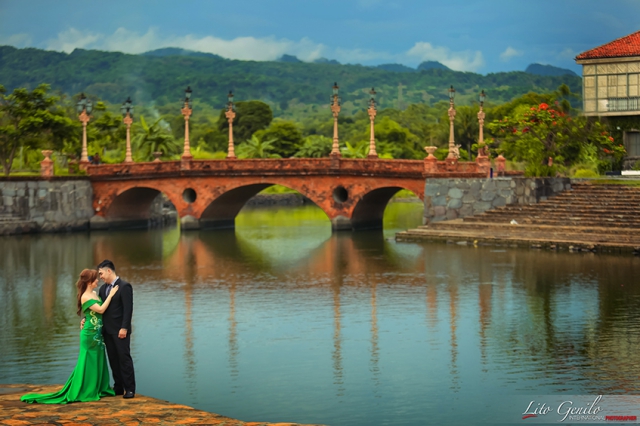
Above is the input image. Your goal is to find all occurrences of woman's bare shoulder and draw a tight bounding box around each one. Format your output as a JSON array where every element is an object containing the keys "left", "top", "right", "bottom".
[{"left": 80, "top": 293, "right": 100, "bottom": 303}]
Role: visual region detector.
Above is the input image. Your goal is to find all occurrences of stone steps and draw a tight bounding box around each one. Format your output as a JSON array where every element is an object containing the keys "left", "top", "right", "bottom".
[
  {"left": 463, "top": 217, "right": 640, "bottom": 228},
  {"left": 469, "top": 211, "right": 640, "bottom": 221},
  {"left": 469, "top": 207, "right": 640, "bottom": 216},
  {"left": 398, "top": 182, "right": 640, "bottom": 253},
  {"left": 419, "top": 220, "right": 640, "bottom": 236},
  {"left": 397, "top": 224, "right": 640, "bottom": 252},
  {"left": 416, "top": 223, "right": 640, "bottom": 242}
]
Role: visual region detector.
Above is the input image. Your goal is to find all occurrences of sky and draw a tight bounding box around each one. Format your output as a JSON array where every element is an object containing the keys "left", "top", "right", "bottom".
[{"left": 0, "top": 0, "right": 639, "bottom": 75}]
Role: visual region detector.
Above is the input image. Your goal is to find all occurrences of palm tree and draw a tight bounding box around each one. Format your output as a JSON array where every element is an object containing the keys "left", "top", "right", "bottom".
[
  {"left": 236, "top": 135, "right": 281, "bottom": 159},
  {"left": 341, "top": 141, "right": 368, "bottom": 158},
  {"left": 294, "top": 135, "right": 332, "bottom": 158},
  {"left": 133, "top": 115, "right": 180, "bottom": 161}
]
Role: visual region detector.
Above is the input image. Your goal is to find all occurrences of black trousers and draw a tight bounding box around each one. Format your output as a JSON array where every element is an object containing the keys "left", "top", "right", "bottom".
[{"left": 103, "top": 333, "right": 136, "bottom": 393}]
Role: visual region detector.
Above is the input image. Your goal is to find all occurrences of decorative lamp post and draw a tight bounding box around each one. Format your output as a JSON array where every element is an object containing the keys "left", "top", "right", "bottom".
[
  {"left": 225, "top": 90, "right": 236, "bottom": 159},
  {"left": 181, "top": 86, "right": 193, "bottom": 160},
  {"left": 477, "top": 90, "right": 487, "bottom": 157},
  {"left": 367, "top": 87, "right": 378, "bottom": 158},
  {"left": 76, "top": 93, "right": 93, "bottom": 165},
  {"left": 330, "top": 82, "right": 341, "bottom": 157},
  {"left": 447, "top": 85, "right": 457, "bottom": 159},
  {"left": 120, "top": 97, "right": 134, "bottom": 163}
]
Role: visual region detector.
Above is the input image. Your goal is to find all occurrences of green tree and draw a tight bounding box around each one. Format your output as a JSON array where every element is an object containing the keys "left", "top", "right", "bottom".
[
  {"left": 217, "top": 100, "right": 273, "bottom": 143},
  {"left": 372, "top": 116, "right": 421, "bottom": 159},
  {"left": 294, "top": 135, "right": 332, "bottom": 158},
  {"left": 254, "top": 120, "right": 303, "bottom": 158},
  {"left": 133, "top": 115, "right": 180, "bottom": 161},
  {"left": 453, "top": 105, "right": 480, "bottom": 159},
  {"left": 195, "top": 128, "right": 227, "bottom": 153},
  {"left": 488, "top": 102, "right": 624, "bottom": 176},
  {"left": 341, "top": 141, "right": 368, "bottom": 158},
  {"left": 236, "top": 135, "right": 280, "bottom": 159},
  {"left": 86, "top": 101, "right": 125, "bottom": 157},
  {"left": 0, "top": 83, "right": 67, "bottom": 175}
]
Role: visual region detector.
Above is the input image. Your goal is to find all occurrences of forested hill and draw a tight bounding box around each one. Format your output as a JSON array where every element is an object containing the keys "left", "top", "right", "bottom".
[{"left": 0, "top": 45, "right": 582, "bottom": 117}]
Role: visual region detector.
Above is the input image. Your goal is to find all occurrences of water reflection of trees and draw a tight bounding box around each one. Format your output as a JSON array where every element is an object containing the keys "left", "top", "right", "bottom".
[
  {"left": 480, "top": 248, "right": 640, "bottom": 393},
  {"left": 0, "top": 233, "right": 94, "bottom": 379},
  {"left": 4, "top": 227, "right": 640, "bottom": 395}
]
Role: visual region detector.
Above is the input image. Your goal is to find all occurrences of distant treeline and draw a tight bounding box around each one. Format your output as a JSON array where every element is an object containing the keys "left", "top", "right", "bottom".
[{"left": 0, "top": 45, "right": 582, "bottom": 119}]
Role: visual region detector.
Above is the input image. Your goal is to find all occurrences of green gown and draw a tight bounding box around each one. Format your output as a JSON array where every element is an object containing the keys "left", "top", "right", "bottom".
[{"left": 21, "top": 299, "right": 115, "bottom": 404}]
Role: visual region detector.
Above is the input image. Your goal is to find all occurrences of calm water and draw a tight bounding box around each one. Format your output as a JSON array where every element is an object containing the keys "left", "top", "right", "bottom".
[{"left": 2, "top": 202, "right": 640, "bottom": 425}]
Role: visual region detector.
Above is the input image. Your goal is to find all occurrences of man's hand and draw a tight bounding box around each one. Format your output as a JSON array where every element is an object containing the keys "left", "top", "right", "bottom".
[
  {"left": 118, "top": 328, "right": 128, "bottom": 339},
  {"left": 80, "top": 318, "right": 86, "bottom": 330}
]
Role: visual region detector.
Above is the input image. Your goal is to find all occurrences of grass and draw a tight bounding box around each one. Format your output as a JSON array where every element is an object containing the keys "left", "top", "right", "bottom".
[
  {"left": 260, "top": 185, "right": 298, "bottom": 194},
  {"left": 586, "top": 179, "right": 640, "bottom": 187},
  {"left": 392, "top": 189, "right": 419, "bottom": 199},
  {"left": 5, "top": 171, "right": 39, "bottom": 176}
]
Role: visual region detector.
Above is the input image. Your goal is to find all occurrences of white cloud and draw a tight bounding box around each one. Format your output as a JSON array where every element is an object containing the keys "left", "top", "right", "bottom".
[
  {"left": 499, "top": 46, "right": 523, "bottom": 62},
  {"left": 0, "top": 33, "right": 33, "bottom": 48},
  {"left": 36, "top": 27, "right": 483, "bottom": 72},
  {"left": 46, "top": 28, "right": 101, "bottom": 52},
  {"left": 43, "top": 27, "right": 327, "bottom": 62},
  {"left": 406, "top": 42, "right": 484, "bottom": 72}
]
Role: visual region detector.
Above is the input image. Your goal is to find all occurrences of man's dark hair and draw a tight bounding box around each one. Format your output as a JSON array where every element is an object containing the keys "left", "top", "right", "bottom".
[{"left": 97, "top": 259, "right": 116, "bottom": 272}]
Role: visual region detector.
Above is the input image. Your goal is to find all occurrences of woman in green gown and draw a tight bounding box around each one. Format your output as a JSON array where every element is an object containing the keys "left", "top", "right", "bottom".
[{"left": 22, "top": 269, "right": 119, "bottom": 404}]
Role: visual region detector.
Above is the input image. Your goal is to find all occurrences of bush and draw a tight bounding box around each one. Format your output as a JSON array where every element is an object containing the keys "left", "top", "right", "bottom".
[{"left": 573, "top": 169, "right": 599, "bottom": 178}]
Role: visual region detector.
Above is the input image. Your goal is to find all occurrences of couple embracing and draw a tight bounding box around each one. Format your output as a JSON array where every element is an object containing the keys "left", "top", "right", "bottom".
[{"left": 21, "top": 260, "right": 136, "bottom": 403}]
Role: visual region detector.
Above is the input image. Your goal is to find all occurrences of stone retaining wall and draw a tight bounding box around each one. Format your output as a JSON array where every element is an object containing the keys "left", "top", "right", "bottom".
[
  {"left": 0, "top": 178, "right": 94, "bottom": 235},
  {"left": 423, "top": 177, "right": 571, "bottom": 224}
]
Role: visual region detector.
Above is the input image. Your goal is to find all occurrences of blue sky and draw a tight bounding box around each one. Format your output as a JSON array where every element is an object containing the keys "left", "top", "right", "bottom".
[{"left": 0, "top": 0, "right": 639, "bottom": 74}]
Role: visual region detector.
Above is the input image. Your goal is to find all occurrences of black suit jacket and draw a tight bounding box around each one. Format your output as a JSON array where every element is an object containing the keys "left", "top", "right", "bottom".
[{"left": 99, "top": 277, "right": 133, "bottom": 335}]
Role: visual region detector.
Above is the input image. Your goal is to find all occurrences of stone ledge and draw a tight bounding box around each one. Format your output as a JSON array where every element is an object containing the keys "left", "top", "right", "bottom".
[
  {"left": 0, "top": 220, "right": 38, "bottom": 236},
  {"left": 396, "top": 230, "right": 640, "bottom": 254},
  {"left": 0, "top": 384, "right": 324, "bottom": 426}
]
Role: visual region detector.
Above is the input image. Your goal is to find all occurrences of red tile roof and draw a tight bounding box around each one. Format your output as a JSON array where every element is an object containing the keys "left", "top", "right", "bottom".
[{"left": 576, "top": 30, "right": 640, "bottom": 60}]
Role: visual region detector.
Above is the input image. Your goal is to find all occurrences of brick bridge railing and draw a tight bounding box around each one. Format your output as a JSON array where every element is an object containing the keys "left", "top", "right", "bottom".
[{"left": 80, "top": 156, "right": 510, "bottom": 231}]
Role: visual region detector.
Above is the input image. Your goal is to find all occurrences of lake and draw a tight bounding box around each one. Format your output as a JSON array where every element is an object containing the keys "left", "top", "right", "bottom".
[{"left": 1, "top": 201, "right": 640, "bottom": 425}]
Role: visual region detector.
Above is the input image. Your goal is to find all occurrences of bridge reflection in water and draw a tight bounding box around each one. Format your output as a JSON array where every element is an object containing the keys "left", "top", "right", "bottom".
[
  {"left": 2, "top": 223, "right": 640, "bottom": 424},
  {"left": 90, "top": 225, "right": 640, "bottom": 394}
]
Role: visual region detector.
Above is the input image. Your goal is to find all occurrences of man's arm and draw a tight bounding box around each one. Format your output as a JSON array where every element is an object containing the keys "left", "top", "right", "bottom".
[{"left": 120, "top": 282, "right": 133, "bottom": 334}]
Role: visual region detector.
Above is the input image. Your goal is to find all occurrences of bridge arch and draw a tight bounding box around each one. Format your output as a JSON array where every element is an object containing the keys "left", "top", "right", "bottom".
[
  {"left": 199, "top": 182, "right": 329, "bottom": 229},
  {"left": 351, "top": 186, "right": 423, "bottom": 230},
  {"left": 96, "top": 184, "right": 181, "bottom": 228}
]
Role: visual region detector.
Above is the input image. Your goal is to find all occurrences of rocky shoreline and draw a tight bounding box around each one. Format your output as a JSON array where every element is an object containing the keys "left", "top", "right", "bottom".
[{"left": 0, "top": 384, "right": 323, "bottom": 426}]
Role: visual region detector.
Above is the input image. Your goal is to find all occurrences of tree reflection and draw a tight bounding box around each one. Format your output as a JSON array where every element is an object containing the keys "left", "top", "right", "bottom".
[{"left": 3, "top": 227, "right": 640, "bottom": 397}]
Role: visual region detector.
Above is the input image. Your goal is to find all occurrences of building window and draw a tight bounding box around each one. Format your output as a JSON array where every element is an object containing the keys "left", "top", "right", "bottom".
[
  {"left": 583, "top": 62, "right": 640, "bottom": 113},
  {"left": 626, "top": 131, "right": 640, "bottom": 157},
  {"left": 609, "top": 97, "right": 640, "bottom": 111}
]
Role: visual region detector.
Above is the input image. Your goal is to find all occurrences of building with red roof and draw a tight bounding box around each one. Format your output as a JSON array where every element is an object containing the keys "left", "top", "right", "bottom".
[
  {"left": 576, "top": 30, "right": 640, "bottom": 61},
  {"left": 576, "top": 31, "right": 640, "bottom": 167}
]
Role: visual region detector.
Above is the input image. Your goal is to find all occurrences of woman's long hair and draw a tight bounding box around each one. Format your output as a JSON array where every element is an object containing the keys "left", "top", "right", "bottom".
[{"left": 76, "top": 269, "right": 98, "bottom": 316}]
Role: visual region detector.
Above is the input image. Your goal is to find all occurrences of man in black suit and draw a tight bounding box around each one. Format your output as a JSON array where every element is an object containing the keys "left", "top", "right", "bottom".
[{"left": 97, "top": 259, "right": 136, "bottom": 399}]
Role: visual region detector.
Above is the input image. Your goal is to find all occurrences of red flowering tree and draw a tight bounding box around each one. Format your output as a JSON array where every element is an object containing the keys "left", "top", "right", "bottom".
[{"left": 488, "top": 102, "right": 625, "bottom": 176}]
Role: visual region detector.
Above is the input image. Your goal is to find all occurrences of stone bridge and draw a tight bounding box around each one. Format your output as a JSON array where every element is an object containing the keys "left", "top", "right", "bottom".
[{"left": 87, "top": 156, "right": 494, "bottom": 231}]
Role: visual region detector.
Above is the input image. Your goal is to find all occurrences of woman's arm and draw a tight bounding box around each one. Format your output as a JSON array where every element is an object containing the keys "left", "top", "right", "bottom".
[{"left": 88, "top": 286, "right": 119, "bottom": 314}]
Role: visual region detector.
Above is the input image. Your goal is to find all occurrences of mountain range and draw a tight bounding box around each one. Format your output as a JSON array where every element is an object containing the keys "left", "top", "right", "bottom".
[{"left": 0, "top": 45, "right": 582, "bottom": 115}]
